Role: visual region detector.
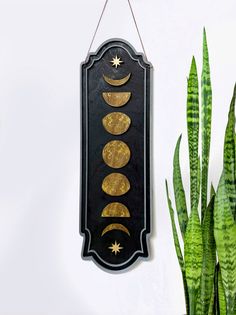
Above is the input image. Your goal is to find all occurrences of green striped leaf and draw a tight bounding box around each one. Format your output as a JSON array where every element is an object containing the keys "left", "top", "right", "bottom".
[
  {"left": 195, "top": 291, "right": 202, "bottom": 315},
  {"left": 218, "top": 264, "right": 227, "bottom": 315},
  {"left": 165, "top": 180, "right": 189, "bottom": 314},
  {"left": 207, "top": 266, "right": 216, "bottom": 315},
  {"left": 166, "top": 180, "right": 185, "bottom": 271},
  {"left": 208, "top": 264, "right": 220, "bottom": 315},
  {"left": 199, "top": 195, "right": 216, "bottom": 314},
  {"left": 183, "top": 273, "right": 190, "bottom": 315},
  {"left": 207, "top": 293, "right": 214, "bottom": 315},
  {"left": 201, "top": 29, "right": 212, "bottom": 220},
  {"left": 187, "top": 56, "right": 199, "bottom": 211},
  {"left": 197, "top": 157, "right": 201, "bottom": 206},
  {"left": 184, "top": 206, "right": 203, "bottom": 315},
  {"left": 173, "top": 135, "right": 188, "bottom": 239},
  {"left": 214, "top": 173, "right": 236, "bottom": 314},
  {"left": 223, "top": 84, "right": 236, "bottom": 219}
]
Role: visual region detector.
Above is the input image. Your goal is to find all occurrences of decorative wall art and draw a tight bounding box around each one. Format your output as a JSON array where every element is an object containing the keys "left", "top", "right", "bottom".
[
  {"left": 80, "top": 0, "right": 152, "bottom": 272},
  {"left": 80, "top": 39, "right": 152, "bottom": 271}
]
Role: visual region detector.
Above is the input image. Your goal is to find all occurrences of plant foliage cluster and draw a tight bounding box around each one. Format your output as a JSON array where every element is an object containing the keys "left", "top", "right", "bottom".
[{"left": 166, "top": 29, "right": 236, "bottom": 315}]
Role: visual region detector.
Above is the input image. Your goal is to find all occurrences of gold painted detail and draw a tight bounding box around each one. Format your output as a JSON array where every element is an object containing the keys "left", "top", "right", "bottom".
[
  {"left": 102, "top": 92, "right": 131, "bottom": 107},
  {"left": 102, "top": 224, "right": 130, "bottom": 236},
  {"left": 110, "top": 56, "right": 123, "bottom": 68},
  {"left": 101, "top": 202, "right": 130, "bottom": 217},
  {"left": 102, "top": 112, "right": 131, "bottom": 135},
  {"left": 102, "top": 173, "right": 130, "bottom": 196},
  {"left": 103, "top": 73, "right": 131, "bottom": 86},
  {"left": 102, "top": 140, "right": 131, "bottom": 169},
  {"left": 108, "top": 241, "right": 123, "bottom": 255}
]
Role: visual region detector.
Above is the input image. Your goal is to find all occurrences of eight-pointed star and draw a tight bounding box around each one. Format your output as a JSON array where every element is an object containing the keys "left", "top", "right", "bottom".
[
  {"left": 109, "top": 241, "right": 123, "bottom": 255},
  {"left": 110, "top": 55, "right": 123, "bottom": 68}
]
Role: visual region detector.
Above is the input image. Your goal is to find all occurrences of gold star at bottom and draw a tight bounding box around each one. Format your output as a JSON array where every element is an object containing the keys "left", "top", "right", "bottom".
[{"left": 109, "top": 241, "right": 123, "bottom": 255}]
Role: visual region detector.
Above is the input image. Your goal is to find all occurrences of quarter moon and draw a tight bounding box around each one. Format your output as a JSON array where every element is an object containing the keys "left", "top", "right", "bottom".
[
  {"left": 102, "top": 92, "right": 131, "bottom": 107},
  {"left": 102, "top": 112, "right": 131, "bottom": 135},
  {"left": 101, "top": 202, "right": 131, "bottom": 217},
  {"left": 101, "top": 223, "right": 130, "bottom": 236},
  {"left": 102, "top": 173, "right": 130, "bottom": 196},
  {"left": 103, "top": 73, "right": 131, "bottom": 86},
  {"left": 102, "top": 140, "right": 131, "bottom": 169}
]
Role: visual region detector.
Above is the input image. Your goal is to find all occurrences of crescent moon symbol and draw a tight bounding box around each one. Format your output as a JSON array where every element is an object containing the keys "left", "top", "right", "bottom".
[
  {"left": 103, "top": 73, "right": 131, "bottom": 86},
  {"left": 102, "top": 92, "right": 131, "bottom": 107},
  {"left": 101, "top": 223, "right": 130, "bottom": 236}
]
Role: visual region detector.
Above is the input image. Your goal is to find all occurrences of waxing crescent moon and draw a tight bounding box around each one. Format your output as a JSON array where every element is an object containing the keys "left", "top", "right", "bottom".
[
  {"left": 103, "top": 73, "right": 131, "bottom": 86},
  {"left": 102, "top": 92, "right": 131, "bottom": 107},
  {"left": 101, "top": 223, "right": 130, "bottom": 236},
  {"left": 101, "top": 202, "right": 131, "bottom": 217}
]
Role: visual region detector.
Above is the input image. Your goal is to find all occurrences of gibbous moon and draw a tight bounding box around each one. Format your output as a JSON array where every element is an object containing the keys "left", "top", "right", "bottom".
[
  {"left": 101, "top": 223, "right": 130, "bottom": 236},
  {"left": 101, "top": 202, "right": 131, "bottom": 217},
  {"left": 102, "top": 173, "right": 130, "bottom": 196},
  {"left": 102, "top": 140, "right": 131, "bottom": 169},
  {"left": 102, "top": 92, "right": 131, "bottom": 107},
  {"left": 103, "top": 73, "right": 131, "bottom": 86},
  {"left": 102, "top": 112, "right": 131, "bottom": 135}
]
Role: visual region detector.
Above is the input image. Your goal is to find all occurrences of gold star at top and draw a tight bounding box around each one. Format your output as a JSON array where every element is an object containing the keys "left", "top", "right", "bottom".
[
  {"left": 110, "top": 55, "right": 123, "bottom": 68},
  {"left": 109, "top": 241, "right": 123, "bottom": 255}
]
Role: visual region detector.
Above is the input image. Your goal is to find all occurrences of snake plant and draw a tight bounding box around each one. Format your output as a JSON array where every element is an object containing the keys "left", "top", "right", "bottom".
[
  {"left": 214, "top": 84, "right": 236, "bottom": 315},
  {"left": 166, "top": 29, "right": 236, "bottom": 315}
]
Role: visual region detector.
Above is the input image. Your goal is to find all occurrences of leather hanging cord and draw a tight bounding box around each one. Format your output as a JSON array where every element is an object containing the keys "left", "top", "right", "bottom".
[{"left": 86, "top": 0, "right": 148, "bottom": 60}]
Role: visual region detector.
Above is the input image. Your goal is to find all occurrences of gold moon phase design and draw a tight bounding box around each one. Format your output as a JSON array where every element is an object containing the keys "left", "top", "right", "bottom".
[
  {"left": 101, "top": 202, "right": 131, "bottom": 217},
  {"left": 102, "top": 140, "right": 131, "bottom": 169},
  {"left": 102, "top": 173, "right": 130, "bottom": 196},
  {"left": 103, "top": 73, "right": 131, "bottom": 86},
  {"left": 102, "top": 92, "right": 131, "bottom": 107},
  {"left": 101, "top": 223, "right": 130, "bottom": 236},
  {"left": 102, "top": 112, "right": 131, "bottom": 135}
]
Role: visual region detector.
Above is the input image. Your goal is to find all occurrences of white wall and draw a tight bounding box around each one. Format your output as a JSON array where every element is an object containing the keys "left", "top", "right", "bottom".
[{"left": 0, "top": 0, "right": 235, "bottom": 314}]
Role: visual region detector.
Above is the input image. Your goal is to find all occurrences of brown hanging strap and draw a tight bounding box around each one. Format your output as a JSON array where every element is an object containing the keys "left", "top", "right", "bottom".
[{"left": 86, "top": 0, "right": 148, "bottom": 60}]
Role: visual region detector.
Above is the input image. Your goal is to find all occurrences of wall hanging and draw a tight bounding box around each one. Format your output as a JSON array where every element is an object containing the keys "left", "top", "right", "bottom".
[{"left": 80, "top": 0, "right": 152, "bottom": 272}]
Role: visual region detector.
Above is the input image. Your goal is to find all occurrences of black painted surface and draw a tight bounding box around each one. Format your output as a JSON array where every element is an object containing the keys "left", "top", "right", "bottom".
[{"left": 80, "top": 39, "right": 152, "bottom": 271}]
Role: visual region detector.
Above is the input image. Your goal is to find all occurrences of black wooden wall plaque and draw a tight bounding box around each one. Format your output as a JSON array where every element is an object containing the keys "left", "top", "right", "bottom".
[{"left": 80, "top": 39, "right": 152, "bottom": 272}]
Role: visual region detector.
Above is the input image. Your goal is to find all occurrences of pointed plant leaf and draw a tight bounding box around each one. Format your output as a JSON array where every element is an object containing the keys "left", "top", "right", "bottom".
[
  {"left": 197, "top": 156, "right": 201, "bottom": 207},
  {"left": 207, "top": 278, "right": 215, "bottom": 315},
  {"left": 200, "top": 195, "right": 216, "bottom": 314},
  {"left": 214, "top": 173, "right": 236, "bottom": 314},
  {"left": 166, "top": 180, "right": 184, "bottom": 271},
  {"left": 165, "top": 180, "right": 189, "bottom": 313},
  {"left": 201, "top": 29, "right": 212, "bottom": 220},
  {"left": 224, "top": 84, "right": 236, "bottom": 220},
  {"left": 187, "top": 56, "right": 199, "bottom": 211},
  {"left": 182, "top": 273, "right": 190, "bottom": 315},
  {"left": 218, "top": 264, "right": 227, "bottom": 315},
  {"left": 173, "top": 135, "right": 188, "bottom": 238},
  {"left": 195, "top": 291, "right": 202, "bottom": 315},
  {"left": 184, "top": 206, "right": 203, "bottom": 315}
]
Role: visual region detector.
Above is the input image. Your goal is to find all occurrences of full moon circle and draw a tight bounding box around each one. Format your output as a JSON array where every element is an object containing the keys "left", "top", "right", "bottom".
[{"left": 102, "top": 140, "right": 131, "bottom": 169}]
